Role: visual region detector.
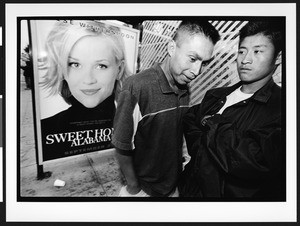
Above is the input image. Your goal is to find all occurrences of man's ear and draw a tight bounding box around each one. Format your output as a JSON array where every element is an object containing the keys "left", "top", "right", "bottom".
[
  {"left": 167, "top": 40, "right": 176, "bottom": 57},
  {"left": 275, "top": 51, "right": 282, "bottom": 66}
]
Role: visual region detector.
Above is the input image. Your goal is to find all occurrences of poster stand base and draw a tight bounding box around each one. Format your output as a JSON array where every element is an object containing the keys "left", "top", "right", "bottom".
[{"left": 37, "top": 165, "right": 52, "bottom": 180}]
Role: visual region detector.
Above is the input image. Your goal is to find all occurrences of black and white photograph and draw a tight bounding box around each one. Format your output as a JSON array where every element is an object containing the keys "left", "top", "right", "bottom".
[{"left": 5, "top": 2, "right": 298, "bottom": 223}]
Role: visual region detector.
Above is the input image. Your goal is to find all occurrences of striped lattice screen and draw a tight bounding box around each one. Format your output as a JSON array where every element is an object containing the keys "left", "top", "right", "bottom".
[
  {"left": 140, "top": 20, "right": 282, "bottom": 106},
  {"left": 189, "top": 20, "right": 247, "bottom": 105},
  {"left": 140, "top": 20, "right": 181, "bottom": 70}
]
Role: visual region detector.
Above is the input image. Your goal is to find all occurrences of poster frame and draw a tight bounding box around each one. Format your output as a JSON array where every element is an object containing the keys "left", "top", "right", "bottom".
[{"left": 27, "top": 18, "right": 140, "bottom": 177}]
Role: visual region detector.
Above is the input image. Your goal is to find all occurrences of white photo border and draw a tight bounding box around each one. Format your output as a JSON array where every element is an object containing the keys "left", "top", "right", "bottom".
[{"left": 6, "top": 3, "right": 297, "bottom": 222}]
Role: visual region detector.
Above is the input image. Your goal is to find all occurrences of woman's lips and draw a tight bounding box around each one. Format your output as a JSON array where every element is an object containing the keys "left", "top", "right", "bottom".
[{"left": 81, "top": 89, "right": 100, "bottom": 95}]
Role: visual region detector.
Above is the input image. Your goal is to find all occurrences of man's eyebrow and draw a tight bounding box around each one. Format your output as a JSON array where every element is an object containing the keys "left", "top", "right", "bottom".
[
  {"left": 189, "top": 51, "right": 201, "bottom": 59},
  {"left": 239, "top": 44, "right": 268, "bottom": 49},
  {"left": 189, "top": 51, "right": 214, "bottom": 63},
  {"left": 253, "top": 44, "right": 268, "bottom": 48},
  {"left": 193, "top": 53, "right": 207, "bottom": 62},
  {"left": 203, "top": 57, "right": 214, "bottom": 64}
]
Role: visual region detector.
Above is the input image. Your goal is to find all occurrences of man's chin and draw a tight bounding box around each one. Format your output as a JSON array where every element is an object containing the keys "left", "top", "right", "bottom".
[
  {"left": 240, "top": 79, "right": 254, "bottom": 85},
  {"left": 175, "top": 80, "right": 188, "bottom": 89}
]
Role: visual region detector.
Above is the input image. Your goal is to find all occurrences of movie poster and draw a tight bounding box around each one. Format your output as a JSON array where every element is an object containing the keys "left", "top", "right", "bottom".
[{"left": 29, "top": 20, "right": 139, "bottom": 162}]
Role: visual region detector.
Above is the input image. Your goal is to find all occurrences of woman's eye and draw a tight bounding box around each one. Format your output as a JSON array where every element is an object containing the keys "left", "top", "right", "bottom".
[
  {"left": 68, "top": 62, "right": 81, "bottom": 68},
  {"left": 96, "top": 64, "right": 108, "bottom": 69},
  {"left": 238, "top": 50, "right": 246, "bottom": 55},
  {"left": 254, "top": 50, "right": 262, "bottom": 54}
]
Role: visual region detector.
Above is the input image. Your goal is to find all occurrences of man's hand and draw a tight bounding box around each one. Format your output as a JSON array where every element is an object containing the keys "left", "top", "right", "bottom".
[{"left": 126, "top": 184, "right": 141, "bottom": 195}]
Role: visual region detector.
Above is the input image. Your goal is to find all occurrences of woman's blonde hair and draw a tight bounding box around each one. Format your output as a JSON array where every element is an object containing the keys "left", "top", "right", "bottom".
[{"left": 42, "top": 20, "right": 130, "bottom": 104}]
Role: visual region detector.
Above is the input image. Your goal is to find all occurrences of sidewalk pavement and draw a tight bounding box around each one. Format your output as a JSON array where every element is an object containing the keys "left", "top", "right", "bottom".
[{"left": 20, "top": 81, "right": 125, "bottom": 197}]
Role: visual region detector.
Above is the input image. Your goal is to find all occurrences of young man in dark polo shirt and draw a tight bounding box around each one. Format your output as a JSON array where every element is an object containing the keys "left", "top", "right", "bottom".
[{"left": 112, "top": 20, "right": 220, "bottom": 197}]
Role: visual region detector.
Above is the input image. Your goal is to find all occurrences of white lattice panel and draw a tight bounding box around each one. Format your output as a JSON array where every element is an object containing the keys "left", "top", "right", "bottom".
[{"left": 140, "top": 20, "right": 181, "bottom": 70}]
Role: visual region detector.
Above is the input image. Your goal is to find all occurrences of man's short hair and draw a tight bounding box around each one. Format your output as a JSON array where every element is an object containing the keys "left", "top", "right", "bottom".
[
  {"left": 173, "top": 20, "right": 220, "bottom": 46},
  {"left": 239, "top": 19, "right": 284, "bottom": 56}
]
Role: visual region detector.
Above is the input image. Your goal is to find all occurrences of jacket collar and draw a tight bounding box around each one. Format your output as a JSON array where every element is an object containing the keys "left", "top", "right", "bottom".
[
  {"left": 211, "top": 78, "right": 276, "bottom": 103},
  {"left": 251, "top": 78, "right": 276, "bottom": 103}
]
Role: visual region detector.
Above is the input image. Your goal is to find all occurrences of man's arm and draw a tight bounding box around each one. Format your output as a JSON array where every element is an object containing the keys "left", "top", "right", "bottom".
[
  {"left": 115, "top": 149, "right": 141, "bottom": 195},
  {"left": 183, "top": 104, "right": 204, "bottom": 159},
  {"left": 112, "top": 78, "right": 143, "bottom": 195}
]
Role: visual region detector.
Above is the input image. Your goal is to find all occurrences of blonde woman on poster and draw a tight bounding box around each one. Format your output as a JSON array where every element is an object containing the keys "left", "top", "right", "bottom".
[{"left": 40, "top": 20, "right": 130, "bottom": 161}]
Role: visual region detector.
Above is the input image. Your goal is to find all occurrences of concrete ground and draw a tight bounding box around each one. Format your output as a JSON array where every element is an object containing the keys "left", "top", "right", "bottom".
[{"left": 20, "top": 80, "right": 125, "bottom": 197}]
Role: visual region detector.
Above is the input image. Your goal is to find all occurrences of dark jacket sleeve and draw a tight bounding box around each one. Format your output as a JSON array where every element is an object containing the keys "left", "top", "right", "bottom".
[
  {"left": 181, "top": 100, "right": 224, "bottom": 197},
  {"left": 183, "top": 104, "right": 205, "bottom": 159}
]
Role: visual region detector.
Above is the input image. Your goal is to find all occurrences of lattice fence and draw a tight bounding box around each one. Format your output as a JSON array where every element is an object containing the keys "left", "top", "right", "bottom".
[
  {"left": 140, "top": 20, "right": 181, "bottom": 70},
  {"left": 140, "top": 20, "right": 282, "bottom": 106}
]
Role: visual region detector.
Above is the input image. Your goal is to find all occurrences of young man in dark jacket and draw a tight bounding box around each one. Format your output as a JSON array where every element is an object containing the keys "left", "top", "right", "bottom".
[{"left": 179, "top": 20, "right": 284, "bottom": 200}]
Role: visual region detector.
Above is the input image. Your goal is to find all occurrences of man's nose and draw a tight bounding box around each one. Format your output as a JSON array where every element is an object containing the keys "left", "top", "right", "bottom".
[
  {"left": 242, "top": 52, "right": 253, "bottom": 64},
  {"left": 190, "top": 61, "right": 202, "bottom": 77}
]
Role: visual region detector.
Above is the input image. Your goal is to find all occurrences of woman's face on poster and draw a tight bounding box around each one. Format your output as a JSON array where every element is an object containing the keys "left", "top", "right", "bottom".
[{"left": 65, "top": 36, "right": 121, "bottom": 108}]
